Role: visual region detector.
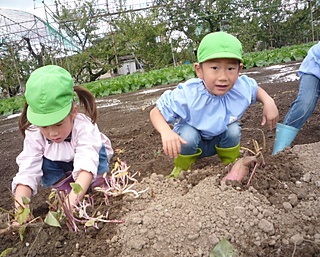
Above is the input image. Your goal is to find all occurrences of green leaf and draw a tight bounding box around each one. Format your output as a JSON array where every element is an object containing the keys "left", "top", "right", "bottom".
[
  {"left": 15, "top": 207, "right": 30, "bottom": 225},
  {"left": 21, "top": 196, "right": 31, "bottom": 205},
  {"left": 0, "top": 248, "right": 13, "bottom": 257},
  {"left": 85, "top": 219, "right": 95, "bottom": 227},
  {"left": 70, "top": 183, "right": 83, "bottom": 194},
  {"left": 48, "top": 190, "right": 56, "bottom": 200},
  {"left": 210, "top": 239, "right": 238, "bottom": 257},
  {"left": 18, "top": 225, "right": 27, "bottom": 241},
  {"left": 44, "top": 211, "right": 61, "bottom": 228}
]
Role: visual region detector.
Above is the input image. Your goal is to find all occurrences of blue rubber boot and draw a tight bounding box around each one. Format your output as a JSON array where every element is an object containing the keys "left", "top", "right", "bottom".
[
  {"left": 168, "top": 148, "right": 202, "bottom": 178},
  {"left": 272, "top": 123, "right": 299, "bottom": 155}
]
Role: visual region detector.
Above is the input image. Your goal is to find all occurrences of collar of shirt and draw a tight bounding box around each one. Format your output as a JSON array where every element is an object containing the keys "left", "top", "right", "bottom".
[{"left": 46, "top": 132, "right": 72, "bottom": 144}]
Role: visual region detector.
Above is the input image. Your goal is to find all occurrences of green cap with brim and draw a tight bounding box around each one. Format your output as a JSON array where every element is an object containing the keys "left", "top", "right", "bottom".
[
  {"left": 25, "top": 65, "right": 74, "bottom": 127},
  {"left": 197, "top": 32, "right": 243, "bottom": 63}
]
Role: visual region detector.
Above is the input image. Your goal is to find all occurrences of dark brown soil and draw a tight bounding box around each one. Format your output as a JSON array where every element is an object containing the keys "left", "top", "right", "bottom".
[{"left": 1, "top": 61, "right": 320, "bottom": 257}]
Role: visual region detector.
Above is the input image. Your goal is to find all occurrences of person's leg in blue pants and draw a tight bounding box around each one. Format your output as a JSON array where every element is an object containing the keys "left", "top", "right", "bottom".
[
  {"left": 273, "top": 74, "right": 320, "bottom": 155},
  {"left": 283, "top": 74, "right": 320, "bottom": 129}
]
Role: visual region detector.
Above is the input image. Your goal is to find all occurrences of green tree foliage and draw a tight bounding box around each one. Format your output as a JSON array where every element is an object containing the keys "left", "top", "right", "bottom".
[
  {"left": 0, "top": 42, "right": 37, "bottom": 97},
  {"left": 110, "top": 11, "right": 171, "bottom": 71},
  {"left": 152, "top": 0, "right": 315, "bottom": 53},
  {"left": 53, "top": 0, "right": 101, "bottom": 51},
  {"left": 0, "top": 0, "right": 319, "bottom": 96},
  {"left": 53, "top": 0, "right": 115, "bottom": 82}
]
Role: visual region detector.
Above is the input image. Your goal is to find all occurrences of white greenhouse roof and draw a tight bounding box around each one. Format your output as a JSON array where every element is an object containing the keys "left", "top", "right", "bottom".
[{"left": 0, "top": 8, "right": 80, "bottom": 53}]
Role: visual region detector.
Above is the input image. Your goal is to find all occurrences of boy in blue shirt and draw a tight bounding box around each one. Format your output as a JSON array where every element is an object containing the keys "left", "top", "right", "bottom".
[{"left": 150, "top": 32, "right": 279, "bottom": 178}]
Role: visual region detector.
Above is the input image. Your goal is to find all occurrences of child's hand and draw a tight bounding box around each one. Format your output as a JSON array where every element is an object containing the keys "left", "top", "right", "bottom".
[
  {"left": 261, "top": 101, "right": 279, "bottom": 130},
  {"left": 256, "top": 87, "right": 279, "bottom": 130},
  {"left": 11, "top": 214, "right": 31, "bottom": 227},
  {"left": 161, "top": 130, "right": 187, "bottom": 158}
]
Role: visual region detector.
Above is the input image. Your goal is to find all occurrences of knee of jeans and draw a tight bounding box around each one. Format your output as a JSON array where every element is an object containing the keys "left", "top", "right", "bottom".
[
  {"left": 97, "top": 162, "right": 109, "bottom": 174},
  {"left": 222, "top": 123, "right": 241, "bottom": 145},
  {"left": 294, "top": 96, "right": 316, "bottom": 112},
  {"left": 179, "top": 126, "right": 201, "bottom": 147},
  {"left": 229, "top": 122, "right": 241, "bottom": 136},
  {"left": 97, "top": 145, "right": 109, "bottom": 174}
]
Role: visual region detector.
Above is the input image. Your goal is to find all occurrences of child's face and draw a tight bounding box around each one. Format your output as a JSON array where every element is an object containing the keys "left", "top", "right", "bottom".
[
  {"left": 39, "top": 106, "right": 78, "bottom": 143},
  {"left": 194, "top": 58, "right": 243, "bottom": 96}
]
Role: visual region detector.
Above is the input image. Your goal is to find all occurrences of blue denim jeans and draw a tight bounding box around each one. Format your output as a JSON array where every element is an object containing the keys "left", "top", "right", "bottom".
[
  {"left": 175, "top": 121, "right": 241, "bottom": 158},
  {"left": 283, "top": 74, "right": 320, "bottom": 129},
  {"left": 41, "top": 145, "right": 109, "bottom": 187}
]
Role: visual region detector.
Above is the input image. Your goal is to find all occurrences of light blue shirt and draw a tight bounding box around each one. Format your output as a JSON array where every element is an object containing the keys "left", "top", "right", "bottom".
[
  {"left": 298, "top": 41, "right": 320, "bottom": 78},
  {"left": 156, "top": 76, "right": 258, "bottom": 139}
]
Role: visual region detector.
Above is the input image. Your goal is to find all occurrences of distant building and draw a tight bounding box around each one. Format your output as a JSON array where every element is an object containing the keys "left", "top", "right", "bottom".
[
  {"left": 119, "top": 57, "right": 137, "bottom": 75},
  {"left": 118, "top": 54, "right": 143, "bottom": 75}
]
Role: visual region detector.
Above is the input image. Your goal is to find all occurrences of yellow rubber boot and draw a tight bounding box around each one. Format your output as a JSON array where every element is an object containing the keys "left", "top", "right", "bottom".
[
  {"left": 168, "top": 148, "right": 202, "bottom": 178},
  {"left": 215, "top": 143, "right": 240, "bottom": 165}
]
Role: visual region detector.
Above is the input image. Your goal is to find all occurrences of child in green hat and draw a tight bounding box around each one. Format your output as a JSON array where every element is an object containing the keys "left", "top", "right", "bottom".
[
  {"left": 12, "top": 65, "right": 113, "bottom": 213},
  {"left": 150, "top": 31, "right": 279, "bottom": 178}
]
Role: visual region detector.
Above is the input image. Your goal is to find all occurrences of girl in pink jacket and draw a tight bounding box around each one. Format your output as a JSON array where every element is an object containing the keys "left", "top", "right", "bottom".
[{"left": 12, "top": 65, "right": 113, "bottom": 211}]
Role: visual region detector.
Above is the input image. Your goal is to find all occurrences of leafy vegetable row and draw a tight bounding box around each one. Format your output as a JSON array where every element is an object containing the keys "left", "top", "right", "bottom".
[{"left": 0, "top": 42, "right": 314, "bottom": 116}]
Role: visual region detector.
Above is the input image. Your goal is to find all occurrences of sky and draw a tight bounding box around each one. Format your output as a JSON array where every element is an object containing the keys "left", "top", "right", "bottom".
[
  {"left": 0, "top": 0, "right": 51, "bottom": 19},
  {"left": 0, "top": 0, "right": 152, "bottom": 19},
  {"left": 0, "top": 0, "right": 154, "bottom": 34},
  {"left": 0, "top": 0, "right": 152, "bottom": 38}
]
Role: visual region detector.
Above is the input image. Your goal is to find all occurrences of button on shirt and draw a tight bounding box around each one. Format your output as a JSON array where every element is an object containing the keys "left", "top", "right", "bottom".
[
  {"left": 156, "top": 75, "right": 258, "bottom": 139},
  {"left": 12, "top": 113, "right": 113, "bottom": 195},
  {"left": 298, "top": 41, "right": 320, "bottom": 79}
]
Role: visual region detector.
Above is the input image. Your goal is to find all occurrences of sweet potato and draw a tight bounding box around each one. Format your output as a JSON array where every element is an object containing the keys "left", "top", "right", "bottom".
[{"left": 222, "top": 151, "right": 265, "bottom": 184}]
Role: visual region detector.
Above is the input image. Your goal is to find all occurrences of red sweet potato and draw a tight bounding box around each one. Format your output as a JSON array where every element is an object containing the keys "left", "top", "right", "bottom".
[{"left": 222, "top": 155, "right": 257, "bottom": 182}]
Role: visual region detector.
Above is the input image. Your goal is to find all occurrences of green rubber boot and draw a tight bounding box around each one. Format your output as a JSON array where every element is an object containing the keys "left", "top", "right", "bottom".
[
  {"left": 215, "top": 143, "right": 240, "bottom": 165},
  {"left": 168, "top": 148, "right": 202, "bottom": 178}
]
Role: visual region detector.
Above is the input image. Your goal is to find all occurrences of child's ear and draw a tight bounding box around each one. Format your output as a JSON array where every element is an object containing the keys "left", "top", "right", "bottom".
[
  {"left": 194, "top": 63, "right": 204, "bottom": 79},
  {"left": 71, "top": 104, "right": 78, "bottom": 119},
  {"left": 239, "top": 62, "right": 243, "bottom": 72}
]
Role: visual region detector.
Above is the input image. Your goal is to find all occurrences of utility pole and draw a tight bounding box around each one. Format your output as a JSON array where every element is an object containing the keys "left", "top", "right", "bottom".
[
  {"left": 106, "top": 0, "right": 119, "bottom": 74},
  {"left": 309, "top": 0, "right": 315, "bottom": 42},
  {"left": 170, "top": 41, "right": 176, "bottom": 67}
]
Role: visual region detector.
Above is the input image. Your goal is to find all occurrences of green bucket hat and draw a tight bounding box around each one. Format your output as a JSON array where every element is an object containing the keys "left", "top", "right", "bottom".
[
  {"left": 25, "top": 65, "right": 74, "bottom": 127},
  {"left": 197, "top": 32, "right": 243, "bottom": 63}
]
